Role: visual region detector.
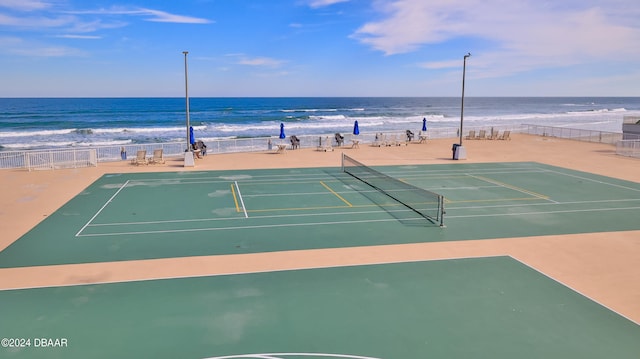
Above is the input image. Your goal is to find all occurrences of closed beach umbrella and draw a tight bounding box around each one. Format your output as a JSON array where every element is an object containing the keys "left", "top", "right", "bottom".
[
  {"left": 279, "top": 123, "right": 286, "bottom": 139},
  {"left": 422, "top": 117, "right": 427, "bottom": 131},
  {"left": 353, "top": 120, "right": 360, "bottom": 135},
  {"left": 189, "top": 126, "right": 195, "bottom": 144}
]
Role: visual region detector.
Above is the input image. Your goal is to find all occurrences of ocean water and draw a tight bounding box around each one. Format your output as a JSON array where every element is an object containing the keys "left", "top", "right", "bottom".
[{"left": 1, "top": 97, "right": 639, "bottom": 151}]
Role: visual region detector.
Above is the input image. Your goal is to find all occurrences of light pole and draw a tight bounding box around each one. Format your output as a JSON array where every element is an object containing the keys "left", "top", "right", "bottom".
[
  {"left": 183, "top": 51, "right": 195, "bottom": 167},
  {"left": 452, "top": 52, "right": 471, "bottom": 161},
  {"left": 459, "top": 52, "right": 471, "bottom": 146}
]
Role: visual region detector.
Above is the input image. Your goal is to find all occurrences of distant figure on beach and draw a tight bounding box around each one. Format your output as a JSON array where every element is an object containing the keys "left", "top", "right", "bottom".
[
  {"left": 334, "top": 133, "right": 344, "bottom": 146},
  {"left": 290, "top": 135, "right": 300, "bottom": 149},
  {"left": 406, "top": 130, "right": 414, "bottom": 142},
  {"left": 195, "top": 140, "right": 207, "bottom": 155}
]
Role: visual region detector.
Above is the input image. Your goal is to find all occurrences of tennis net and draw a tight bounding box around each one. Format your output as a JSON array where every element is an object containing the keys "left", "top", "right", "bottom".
[{"left": 341, "top": 154, "right": 445, "bottom": 226}]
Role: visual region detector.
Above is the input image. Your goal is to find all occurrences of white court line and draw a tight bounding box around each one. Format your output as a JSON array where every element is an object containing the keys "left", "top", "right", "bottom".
[
  {"left": 234, "top": 181, "right": 248, "bottom": 218},
  {"left": 76, "top": 217, "right": 426, "bottom": 237},
  {"left": 85, "top": 208, "right": 422, "bottom": 227},
  {"left": 465, "top": 173, "right": 558, "bottom": 203},
  {"left": 76, "top": 203, "right": 640, "bottom": 238},
  {"left": 511, "top": 257, "right": 639, "bottom": 326},
  {"left": 75, "top": 180, "right": 130, "bottom": 237},
  {"left": 203, "top": 353, "right": 383, "bottom": 359},
  {"left": 543, "top": 168, "right": 640, "bottom": 193},
  {"left": 447, "top": 205, "right": 640, "bottom": 219}
]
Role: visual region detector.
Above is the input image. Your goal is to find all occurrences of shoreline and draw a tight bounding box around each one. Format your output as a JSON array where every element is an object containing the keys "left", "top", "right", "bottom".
[{"left": 1, "top": 134, "right": 639, "bottom": 323}]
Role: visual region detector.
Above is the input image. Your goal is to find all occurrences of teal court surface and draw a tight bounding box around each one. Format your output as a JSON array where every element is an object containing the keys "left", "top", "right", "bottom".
[
  {"left": 1, "top": 161, "right": 640, "bottom": 358},
  {"left": 1, "top": 161, "right": 639, "bottom": 267},
  {"left": 1, "top": 257, "right": 639, "bottom": 358}
]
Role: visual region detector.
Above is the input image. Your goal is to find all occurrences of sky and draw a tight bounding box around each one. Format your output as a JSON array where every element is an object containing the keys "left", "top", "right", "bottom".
[{"left": 1, "top": 0, "right": 639, "bottom": 97}]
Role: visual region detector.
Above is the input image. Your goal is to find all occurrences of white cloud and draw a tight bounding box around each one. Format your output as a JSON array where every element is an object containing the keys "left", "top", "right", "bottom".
[
  {"left": 353, "top": 0, "right": 640, "bottom": 79},
  {"left": 309, "top": 0, "right": 350, "bottom": 9},
  {"left": 0, "top": 36, "right": 86, "bottom": 57},
  {"left": 237, "top": 56, "right": 286, "bottom": 67},
  {"left": 0, "top": 0, "right": 51, "bottom": 11},
  {"left": 0, "top": 12, "right": 74, "bottom": 28},
  {"left": 138, "top": 8, "right": 212, "bottom": 24},
  {"left": 55, "top": 34, "right": 102, "bottom": 39},
  {"left": 65, "top": 7, "right": 212, "bottom": 24}
]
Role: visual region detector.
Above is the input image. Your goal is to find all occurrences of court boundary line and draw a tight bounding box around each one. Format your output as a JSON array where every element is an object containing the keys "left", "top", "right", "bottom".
[
  {"left": 84, "top": 197, "right": 640, "bottom": 228},
  {"left": 544, "top": 168, "right": 640, "bottom": 193},
  {"left": 447, "top": 204, "right": 640, "bottom": 219},
  {"left": 203, "top": 353, "right": 383, "bottom": 359},
  {"left": 75, "top": 180, "right": 130, "bottom": 237},
  {"left": 234, "top": 181, "right": 248, "bottom": 218},
  {"left": 76, "top": 203, "right": 640, "bottom": 238},
  {"left": 76, "top": 217, "right": 429, "bottom": 237},
  {"left": 466, "top": 173, "right": 556, "bottom": 203},
  {"left": 511, "top": 257, "right": 639, "bottom": 326}
]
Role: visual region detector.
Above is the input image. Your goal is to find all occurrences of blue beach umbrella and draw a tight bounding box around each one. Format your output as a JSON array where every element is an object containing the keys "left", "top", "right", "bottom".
[
  {"left": 279, "top": 123, "right": 286, "bottom": 139},
  {"left": 422, "top": 117, "right": 427, "bottom": 131},
  {"left": 353, "top": 120, "right": 360, "bottom": 135},
  {"left": 189, "top": 126, "right": 195, "bottom": 144}
]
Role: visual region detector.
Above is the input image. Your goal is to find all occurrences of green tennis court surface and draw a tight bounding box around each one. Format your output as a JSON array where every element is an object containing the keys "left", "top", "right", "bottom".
[
  {"left": 2, "top": 256, "right": 639, "bottom": 359},
  {"left": 1, "top": 161, "right": 639, "bottom": 268}
]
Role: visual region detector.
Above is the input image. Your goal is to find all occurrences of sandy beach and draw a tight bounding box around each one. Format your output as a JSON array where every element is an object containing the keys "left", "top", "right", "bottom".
[{"left": 1, "top": 134, "right": 639, "bottom": 324}]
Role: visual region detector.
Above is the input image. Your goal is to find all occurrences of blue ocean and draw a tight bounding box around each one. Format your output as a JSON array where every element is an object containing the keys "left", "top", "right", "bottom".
[{"left": 1, "top": 97, "right": 639, "bottom": 151}]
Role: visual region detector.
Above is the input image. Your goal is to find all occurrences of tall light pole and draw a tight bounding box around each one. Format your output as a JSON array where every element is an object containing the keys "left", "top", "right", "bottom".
[
  {"left": 183, "top": 51, "right": 195, "bottom": 167},
  {"left": 459, "top": 52, "right": 471, "bottom": 146}
]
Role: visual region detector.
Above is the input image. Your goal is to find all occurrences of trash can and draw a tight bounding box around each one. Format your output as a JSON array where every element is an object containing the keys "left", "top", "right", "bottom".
[{"left": 452, "top": 143, "right": 460, "bottom": 160}]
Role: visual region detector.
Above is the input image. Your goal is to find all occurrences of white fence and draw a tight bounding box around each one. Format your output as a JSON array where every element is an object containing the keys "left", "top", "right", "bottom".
[
  {"left": 616, "top": 140, "right": 640, "bottom": 158},
  {"left": 522, "top": 124, "right": 627, "bottom": 144},
  {"left": 0, "top": 148, "right": 98, "bottom": 171},
  {"left": 3, "top": 125, "right": 639, "bottom": 170}
]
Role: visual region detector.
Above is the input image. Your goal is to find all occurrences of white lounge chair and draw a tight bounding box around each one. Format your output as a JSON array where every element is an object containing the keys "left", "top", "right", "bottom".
[
  {"left": 130, "top": 150, "right": 148, "bottom": 166},
  {"left": 465, "top": 130, "right": 476, "bottom": 140},
  {"left": 320, "top": 136, "right": 334, "bottom": 152},
  {"left": 499, "top": 130, "right": 511, "bottom": 140},
  {"left": 150, "top": 149, "right": 165, "bottom": 164}
]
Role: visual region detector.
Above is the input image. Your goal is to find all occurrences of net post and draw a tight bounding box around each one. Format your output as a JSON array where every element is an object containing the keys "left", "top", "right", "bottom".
[
  {"left": 341, "top": 152, "right": 345, "bottom": 172},
  {"left": 439, "top": 195, "right": 446, "bottom": 228}
]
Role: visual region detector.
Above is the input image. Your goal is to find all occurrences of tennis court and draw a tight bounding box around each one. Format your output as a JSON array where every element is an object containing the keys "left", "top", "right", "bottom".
[
  {"left": 1, "top": 159, "right": 639, "bottom": 358},
  {"left": 2, "top": 256, "right": 639, "bottom": 359},
  {"left": 1, "top": 160, "right": 639, "bottom": 268}
]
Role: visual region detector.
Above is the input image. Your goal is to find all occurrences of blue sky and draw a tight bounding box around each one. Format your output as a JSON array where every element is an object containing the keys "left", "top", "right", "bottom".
[{"left": 1, "top": 0, "right": 639, "bottom": 97}]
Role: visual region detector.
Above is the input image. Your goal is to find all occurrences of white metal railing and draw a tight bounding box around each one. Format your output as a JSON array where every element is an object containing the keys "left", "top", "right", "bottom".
[
  {"left": 18, "top": 149, "right": 98, "bottom": 171},
  {"left": 0, "top": 128, "right": 521, "bottom": 170},
  {"left": 522, "top": 124, "right": 627, "bottom": 144},
  {"left": 6, "top": 125, "right": 637, "bottom": 170},
  {"left": 616, "top": 140, "right": 640, "bottom": 158}
]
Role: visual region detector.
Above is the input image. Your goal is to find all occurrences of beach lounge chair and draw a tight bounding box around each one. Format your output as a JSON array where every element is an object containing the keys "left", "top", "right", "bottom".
[
  {"left": 372, "top": 133, "right": 384, "bottom": 147},
  {"left": 391, "top": 134, "right": 405, "bottom": 146},
  {"left": 150, "top": 149, "right": 165, "bottom": 164},
  {"left": 334, "top": 133, "right": 344, "bottom": 147},
  {"left": 275, "top": 143, "right": 287, "bottom": 154},
  {"left": 418, "top": 130, "right": 428, "bottom": 143},
  {"left": 489, "top": 129, "right": 499, "bottom": 140},
  {"left": 320, "top": 136, "right": 334, "bottom": 152},
  {"left": 131, "top": 150, "right": 148, "bottom": 166},
  {"left": 475, "top": 130, "right": 486, "bottom": 140},
  {"left": 406, "top": 130, "right": 415, "bottom": 142},
  {"left": 499, "top": 130, "right": 511, "bottom": 140},
  {"left": 290, "top": 135, "right": 300, "bottom": 149},
  {"left": 465, "top": 130, "right": 476, "bottom": 140}
]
